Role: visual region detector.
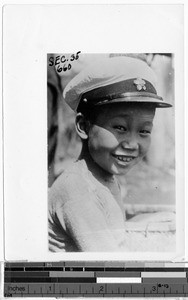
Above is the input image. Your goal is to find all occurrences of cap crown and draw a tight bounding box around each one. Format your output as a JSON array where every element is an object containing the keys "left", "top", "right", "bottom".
[{"left": 63, "top": 56, "right": 171, "bottom": 110}]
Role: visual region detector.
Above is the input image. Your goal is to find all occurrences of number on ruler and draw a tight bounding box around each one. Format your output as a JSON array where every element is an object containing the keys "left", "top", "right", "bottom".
[
  {"left": 152, "top": 286, "right": 157, "bottom": 292},
  {"left": 99, "top": 285, "right": 104, "bottom": 293}
]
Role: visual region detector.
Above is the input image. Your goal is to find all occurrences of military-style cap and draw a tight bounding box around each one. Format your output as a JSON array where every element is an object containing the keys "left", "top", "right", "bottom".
[{"left": 63, "top": 56, "right": 172, "bottom": 111}]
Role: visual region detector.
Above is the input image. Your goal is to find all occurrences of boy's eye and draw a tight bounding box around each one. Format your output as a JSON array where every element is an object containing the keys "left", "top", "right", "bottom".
[
  {"left": 139, "top": 130, "right": 151, "bottom": 136},
  {"left": 114, "top": 125, "right": 127, "bottom": 132}
]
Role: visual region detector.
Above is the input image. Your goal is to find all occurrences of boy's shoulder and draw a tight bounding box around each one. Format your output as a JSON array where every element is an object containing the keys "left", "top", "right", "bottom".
[
  {"left": 52, "top": 160, "right": 87, "bottom": 186},
  {"left": 59, "top": 160, "right": 85, "bottom": 177},
  {"left": 49, "top": 160, "right": 92, "bottom": 204}
]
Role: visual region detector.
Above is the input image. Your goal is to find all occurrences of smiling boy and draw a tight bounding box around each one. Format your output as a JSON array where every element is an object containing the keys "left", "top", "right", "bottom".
[
  {"left": 48, "top": 56, "right": 173, "bottom": 252},
  {"left": 83, "top": 103, "right": 155, "bottom": 176}
]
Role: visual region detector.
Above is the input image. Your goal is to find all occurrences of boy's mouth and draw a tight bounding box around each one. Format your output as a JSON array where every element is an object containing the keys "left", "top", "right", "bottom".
[{"left": 112, "top": 154, "right": 136, "bottom": 163}]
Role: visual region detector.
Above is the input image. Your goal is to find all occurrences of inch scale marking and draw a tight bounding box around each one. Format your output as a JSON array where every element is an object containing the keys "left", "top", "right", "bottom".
[{"left": 4, "top": 262, "right": 188, "bottom": 297}]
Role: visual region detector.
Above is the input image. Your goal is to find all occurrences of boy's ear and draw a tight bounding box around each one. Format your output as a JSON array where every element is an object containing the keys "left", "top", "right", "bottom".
[{"left": 75, "top": 113, "right": 90, "bottom": 140}]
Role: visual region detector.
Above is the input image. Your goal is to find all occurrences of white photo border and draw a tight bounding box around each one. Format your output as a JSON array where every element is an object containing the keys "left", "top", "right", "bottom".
[{"left": 3, "top": 4, "right": 185, "bottom": 261}]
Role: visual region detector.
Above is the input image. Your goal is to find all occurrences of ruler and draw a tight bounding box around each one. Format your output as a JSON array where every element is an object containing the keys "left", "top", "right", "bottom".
[{"left": 4, "top": 261, "right": 188, "bottom": 297}]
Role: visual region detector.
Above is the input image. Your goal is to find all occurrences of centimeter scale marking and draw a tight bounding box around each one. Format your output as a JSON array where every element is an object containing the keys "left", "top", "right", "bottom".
[{"left": 4, "top": 262, "right": 188, "bottom": 297}]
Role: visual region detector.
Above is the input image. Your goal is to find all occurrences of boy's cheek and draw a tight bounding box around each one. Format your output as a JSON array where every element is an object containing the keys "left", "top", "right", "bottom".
[
  {"left": 140, "top": 137, "right": 151, "bottom": 156},
  {"left": 89, "top": 128, "right": 118, "bottom": 149}
]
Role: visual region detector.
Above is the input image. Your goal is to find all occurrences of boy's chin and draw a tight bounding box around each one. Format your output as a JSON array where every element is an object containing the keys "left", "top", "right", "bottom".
[{"left": 111, "top": 164, "right": 137, "bottom": 176}]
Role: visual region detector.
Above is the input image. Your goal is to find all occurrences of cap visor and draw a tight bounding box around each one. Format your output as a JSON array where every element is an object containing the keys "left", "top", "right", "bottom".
[{"left": 95, "top": 97, "right": 172, "bottom": 108}]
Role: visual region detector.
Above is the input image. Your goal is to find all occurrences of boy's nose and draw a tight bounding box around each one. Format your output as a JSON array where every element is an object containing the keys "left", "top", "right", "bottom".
[{"left": 121, "top": 136, "right": 139, "bottom": 150}]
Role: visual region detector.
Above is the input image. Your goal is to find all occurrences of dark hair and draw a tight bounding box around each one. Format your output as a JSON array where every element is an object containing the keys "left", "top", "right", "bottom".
[
  {"left": 77, "top": 100, "right": 99, "bottom": 123},
  {"left": 77, "top": 100, "right": 156, "bottom": 123}
]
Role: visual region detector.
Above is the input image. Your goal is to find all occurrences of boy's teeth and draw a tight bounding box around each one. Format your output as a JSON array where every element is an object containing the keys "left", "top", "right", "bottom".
[{"left": 117, "top": 156, "right": 133, "bottom": 162}]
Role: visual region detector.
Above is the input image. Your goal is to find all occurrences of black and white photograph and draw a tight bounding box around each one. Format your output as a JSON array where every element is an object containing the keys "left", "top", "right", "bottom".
[
  {"left": 2, "top": 4, "right": 185, "bottom": 262},
  {"left": 48, "top": 53, "right": 176, "bottom": 252}
]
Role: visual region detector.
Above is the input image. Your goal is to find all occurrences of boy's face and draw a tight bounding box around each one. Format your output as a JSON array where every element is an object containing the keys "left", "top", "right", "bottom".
[{"left": 87, "top": 103, "right": 155, "bottom": 176}]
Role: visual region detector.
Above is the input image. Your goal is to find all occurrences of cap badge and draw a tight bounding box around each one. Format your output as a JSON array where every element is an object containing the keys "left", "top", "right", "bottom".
[{"left": 133, "top": 78, "right": 146, "bottom": 91}]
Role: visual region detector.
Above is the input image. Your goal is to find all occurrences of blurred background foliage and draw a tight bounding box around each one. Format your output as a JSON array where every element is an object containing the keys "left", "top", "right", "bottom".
[{"left": 47, "top": 53, "right": 175, "bottom": 210}]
